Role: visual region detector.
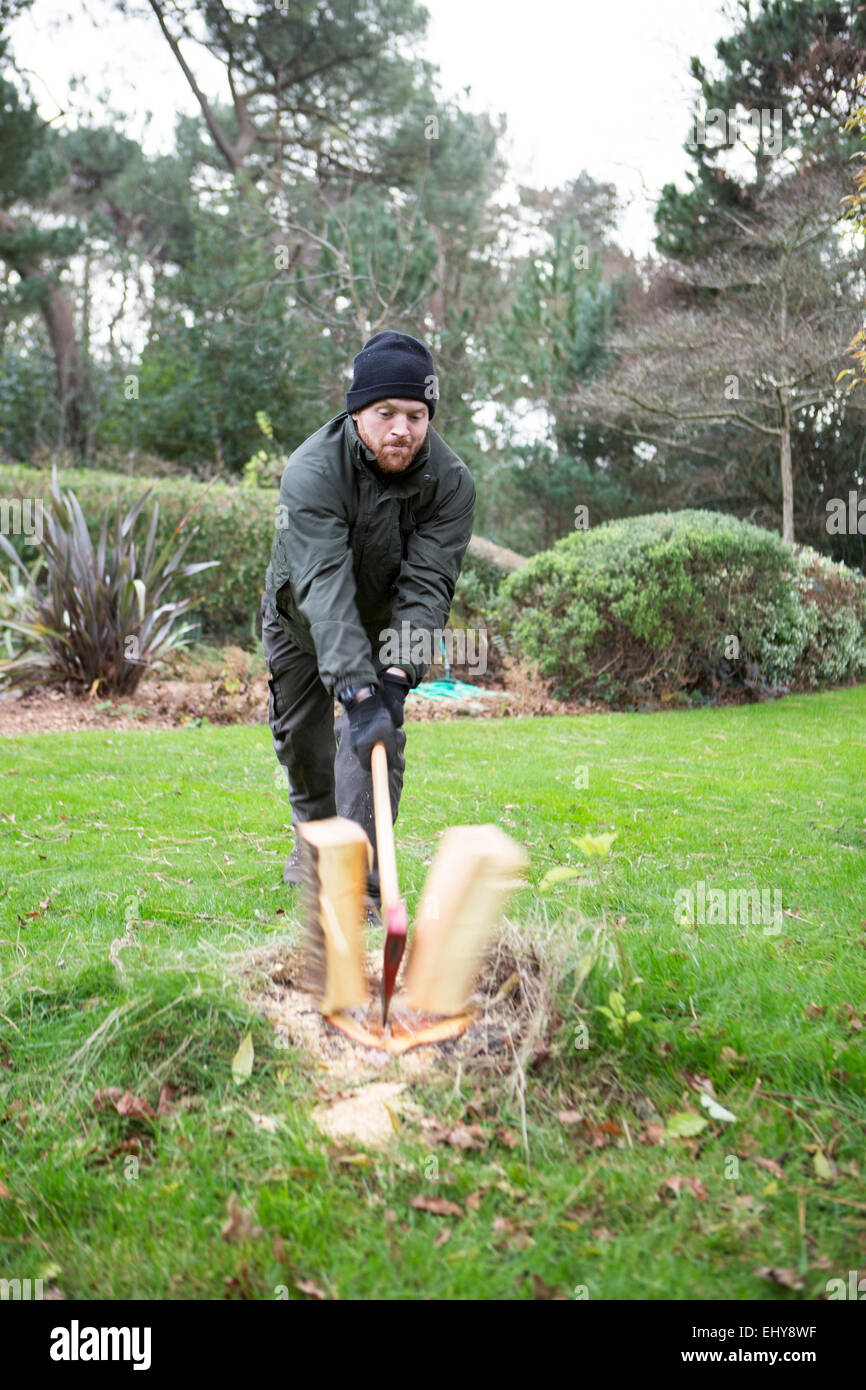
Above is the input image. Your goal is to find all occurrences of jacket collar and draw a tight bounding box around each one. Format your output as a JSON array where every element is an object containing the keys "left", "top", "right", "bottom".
[{"left": 343, "top": 412, "right": 431, "bottom": 495}]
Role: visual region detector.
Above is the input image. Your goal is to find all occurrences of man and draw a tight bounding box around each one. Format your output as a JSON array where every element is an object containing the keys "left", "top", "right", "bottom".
[{"left": 261, "top": 330, "right": 476, "bottom": 910}]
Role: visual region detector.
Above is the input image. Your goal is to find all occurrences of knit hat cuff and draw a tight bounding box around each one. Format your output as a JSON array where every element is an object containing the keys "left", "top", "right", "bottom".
[{"left": 346, "top": 381, "right": 436, "bottom": 417}]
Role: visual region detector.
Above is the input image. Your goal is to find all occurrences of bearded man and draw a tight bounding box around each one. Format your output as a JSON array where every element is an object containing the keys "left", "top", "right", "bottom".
[{"left": 261, "top": 330, "right": 476, "bottom": 911}]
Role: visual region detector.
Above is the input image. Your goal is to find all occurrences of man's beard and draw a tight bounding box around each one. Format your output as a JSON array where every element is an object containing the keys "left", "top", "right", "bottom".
[{"left": 354, "top": 418, "right": 425, "bottom": 474}]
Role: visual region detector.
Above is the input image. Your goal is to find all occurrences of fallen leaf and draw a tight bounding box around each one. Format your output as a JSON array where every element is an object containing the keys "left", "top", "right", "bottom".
[
  {"left": 752, "top": 1155, "right": 785, "bottom": 1180},
  {"left": 538, "top": 865, "right": 580, "bottom": 892},
  {"left": 295, "top": 1278, "right": 326, "bottom": 1300},
  {"left": 245, "top": 1109, "right": 280, "bottom": 1134},
  {"left": 659, "top": 1175, "right": 708, "bottom": 1201},
  {"left": 755, "top": 1266, "right": 805, "bottom": 1291},
  {"left": 220, "top": 1192, "right": 263, "bottom": 1243},
  {"left": 115, "top": 1090, "right": 155, "bottom": 1120},
  {"left": 804, "top": 1003, "right": 826, "bottom": 1019},
  {"left": 665, "top": 1111, "right": 708, "bottom": 1138},
  {"left": 812, "top": 1150, "right": 833, "bottom": 1181},
  {"left": 557, "top": 1110, "right": 583, "bottom": 1126},
  {"left": 465, "top": 1189, "right": 486, "bottom": 1210},
  {"left": 700, "top": 1094, "right": 737, "bottom": 1123},
  {"left": 720, "top": 1046, "right": 747, "bottom": 1067},
  {"left": 641, "top": 1124, "right": 666, "bottom": 1145},
  {"left": 91, "top": 1087, "right": 123, "bottom": 1111},
  {"left": 532, "top": 1274, "right": 559, "bottom": 1300},
  {"left": 433, "top": 1226, "right": 452, "bottom": 1248},
  {"left": 0, "top": 1180, "right": 10, "bottom": 1198},
  {"left": 684, "top": 1072, "right": 716, "bottom": 1097},
  {"left": 410, "top": 1195, "right": 463, "bottom": 1217},
  {"left": 492, "top": 1216, "right": 517, "bottom": 1234},
  {"left": 231, "top": 1031, "right": 254, "bottom": 1084},
  {"left": 91, "top": 1088, "right": 155, "bottom": 1120},
  {"left": 156, "top": 1084, "right": 177, "bottom": 1116},
  {"left": 495, "top": 1125, "right": 520, "bottom": 1149},
  {"left": 431, "top": 1123, "right": 484, "bottom": 1150}
]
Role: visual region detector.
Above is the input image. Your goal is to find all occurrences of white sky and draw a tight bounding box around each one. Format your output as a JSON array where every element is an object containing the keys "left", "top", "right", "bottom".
[{"left": 11, "top": 0, "right": 735, "bottom": 256}]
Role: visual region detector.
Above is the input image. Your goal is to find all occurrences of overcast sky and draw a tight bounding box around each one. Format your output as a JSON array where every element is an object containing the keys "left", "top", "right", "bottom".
[{"left": 11, "top": 0, "right": 734, "bottom": 256}]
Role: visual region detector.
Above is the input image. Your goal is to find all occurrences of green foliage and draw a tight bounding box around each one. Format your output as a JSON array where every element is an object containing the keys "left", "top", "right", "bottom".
[
  {"left": 0, "top": 462, "right": 270, "bottom": 647},
  {"left": 596, "top": 989, "right": 642, "bottom": 1038},
  {"left": 497, "top": 509, "right": 866, "bottom": 704},
  {"left": 0, "top": 467, "right": 217, "bottom": 693},
  {"left": 655, "top": 0, "right": 866, "bottom": 261}
]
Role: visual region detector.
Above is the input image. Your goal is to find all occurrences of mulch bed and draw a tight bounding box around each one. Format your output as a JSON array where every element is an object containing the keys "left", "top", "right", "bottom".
[{"left": 0, "top": 659, "right": 606, "bottom": 735}]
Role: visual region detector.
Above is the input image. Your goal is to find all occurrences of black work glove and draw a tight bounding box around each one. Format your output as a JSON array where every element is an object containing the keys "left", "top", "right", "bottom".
[
  {"left": 345, "top": 689, "right": 398, "bottom": 772},
  {"left": 380, "top": 671, "right": 410, "bottom": 728}
]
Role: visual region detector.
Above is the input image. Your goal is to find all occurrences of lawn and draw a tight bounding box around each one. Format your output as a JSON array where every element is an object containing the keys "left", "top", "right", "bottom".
[{"left": 1, "top": 686, "right": 864, "bottom": 1300}]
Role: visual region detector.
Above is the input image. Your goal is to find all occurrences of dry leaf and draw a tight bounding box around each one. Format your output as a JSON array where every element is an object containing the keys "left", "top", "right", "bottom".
[
  {"left": 532, "top": 1274, "right": 559, "bottom": 1300},
  {"left": 245, "top": 1109, "right": 280, "bottom": 1134},
  {"left": 295, "top": 1278, "right": 326, "bottom": 1300},
  {"left": 156, "top": 1084, "right": 177, "bottom": 1116},
  {"left": 465, "top": 1189, "right": 486, "bottom": 1211},
  {"left": 91, "top": 1088, "right": 155, "bottom": 1120},
  {"left": 409, "top": 1195, "right": 462, "bottom": 1217},
  {"left": 0, "top": 1180, "right": 10, "bottom": 1198},
  {"left": 220, "top": 1193, "right": 263, "bottom": 1243},
  {"left": 720, "top": 1046, "right": 747, "bottom": 1066},
  {"left": 495, "top": 1125, "right": 520, "bottom": 1149},
  {"left": 641, "top": 1124, "right": 666, "bottom": 1145},
  {"left": 684, "top": 1072, "right": 716, "bottom": 1097},
  {"left": 115, "top": 1090, "right": 155, "bottom": 1120},
  {"left": 700, "top": 1094, "right": 737, "bottom": 1123},
  {"left": 752, "top": 1155, "right": 785, "bottom": 1180},
  {"left": 433, "top": 1226, "right": 452, "bottom": 1248},
  {"left": 804, "top": 1003, "right": 826, "bottom": 1019},
  {"left": 659, "top": 1175, "right": 708, "bottom": 1201},
  {"left": 557, "top": 1110, "right": 583, "bottom": 1126},
  {"left": 430, "top": 1123, "right": 484, "bottom": 1150},
  {"left": 755, "top": 1266, "right": 805, "bottom": 1291}
]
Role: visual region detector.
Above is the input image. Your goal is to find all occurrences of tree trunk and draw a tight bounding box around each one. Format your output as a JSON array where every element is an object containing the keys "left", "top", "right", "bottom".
[
  {"left": 779, "top": 390, "right": 795, "bottom": 542},
  {"left": 0, "top": 210, "right": 86, "bottom": 455}
]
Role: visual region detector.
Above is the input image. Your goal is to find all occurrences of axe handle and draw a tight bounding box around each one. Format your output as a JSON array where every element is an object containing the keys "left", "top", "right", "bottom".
[{"left": 371, "top": 742, "right": 400, "bottom": 909}]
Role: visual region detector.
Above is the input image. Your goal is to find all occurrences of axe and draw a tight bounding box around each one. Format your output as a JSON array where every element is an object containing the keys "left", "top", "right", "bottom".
[{"left": 370, "top": 741, "right": 408, "bottom": 1025}]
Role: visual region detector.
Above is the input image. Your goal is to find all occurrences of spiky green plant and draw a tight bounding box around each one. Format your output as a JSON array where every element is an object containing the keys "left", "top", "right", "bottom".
[{"left": 0, "top": 468, "right": 218, "bottom": 695}]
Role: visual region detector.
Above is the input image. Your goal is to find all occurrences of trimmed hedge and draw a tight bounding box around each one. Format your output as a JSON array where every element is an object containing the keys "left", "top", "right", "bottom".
[
  {"left": 0, "top": 463, "right": 271, "bottom": 646},
  {"left": 0, "top": 462, "right": 497, "bottom": 651},
  {"left": 496, "top": 509, "right": 866, "bottom": 705}
]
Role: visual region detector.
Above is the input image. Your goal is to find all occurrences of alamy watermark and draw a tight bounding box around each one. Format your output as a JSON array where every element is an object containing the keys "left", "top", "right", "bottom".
[
  {"left": 0, "top": 1276, "right": 43, "bottom": 1300},
  {"left": 825, "top": 491, "right": 866, "bottom": 535},
  {"left": 378, "top": 621, "right": 487, "bottom": 676},
  {"left": 0, "top": 497, "right": 43, "bottom": 545},
  {"left": 689, "top": 107, "right": 783, "bottom": 155},
  {"left": 674, "top": 880, "right": 783, "bottom": 935}
]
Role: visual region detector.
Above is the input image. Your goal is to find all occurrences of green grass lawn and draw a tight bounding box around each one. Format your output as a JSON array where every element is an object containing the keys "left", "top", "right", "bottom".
[{"left": 1, "top": 686, "right": 864, "bottom": 1300}]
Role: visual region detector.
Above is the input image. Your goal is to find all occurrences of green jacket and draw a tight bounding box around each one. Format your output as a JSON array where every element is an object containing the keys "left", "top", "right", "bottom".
[{"left": 263, "top": 411, "right": 476, "bottom": 695}]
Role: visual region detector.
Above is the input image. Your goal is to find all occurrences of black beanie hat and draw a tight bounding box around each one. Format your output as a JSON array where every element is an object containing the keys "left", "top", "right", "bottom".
[{"left": 346, "top": 330, "right": 437, "bottom": 419}]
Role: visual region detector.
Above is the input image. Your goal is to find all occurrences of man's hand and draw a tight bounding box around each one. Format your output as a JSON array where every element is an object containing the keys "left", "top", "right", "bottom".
[
  {"left": 380, "top": 668, "right": 410, "bottom": 728},
  {"left": 345, "top": 688, "right": 398, "bottom": 771}
]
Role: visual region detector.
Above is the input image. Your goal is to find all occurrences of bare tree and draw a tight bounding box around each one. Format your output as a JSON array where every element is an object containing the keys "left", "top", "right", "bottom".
[{"left": 572, "top": 166, "right": 866, "bottom": 541}]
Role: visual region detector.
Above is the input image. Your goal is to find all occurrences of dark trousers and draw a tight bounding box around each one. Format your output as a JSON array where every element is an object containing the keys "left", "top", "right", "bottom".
[{"left": 260, "top": 594, "right": 406, "bottom": 887}]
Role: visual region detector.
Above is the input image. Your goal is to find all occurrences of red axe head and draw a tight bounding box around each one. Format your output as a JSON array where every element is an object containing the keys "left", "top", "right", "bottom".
[{"left": 381, "top": 901, "right": 408, "bottom": 1025}]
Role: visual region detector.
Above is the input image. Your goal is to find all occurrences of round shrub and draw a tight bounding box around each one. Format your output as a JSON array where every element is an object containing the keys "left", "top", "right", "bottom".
[{"left": 496, "top": 509, "right": 866, "bottom": 705}]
